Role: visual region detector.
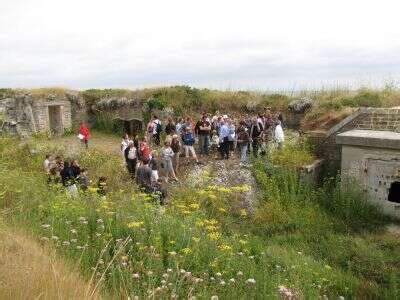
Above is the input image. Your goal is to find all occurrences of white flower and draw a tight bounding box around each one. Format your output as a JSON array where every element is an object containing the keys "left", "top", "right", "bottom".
[
  {"left": 185, "top": 271, "right": 192, "bottom": 277},
  {"left": 161, "top": 279, "right": 166, "bottom": 285},
  {"left": 95, "top": 233, "right": 101, "bottom": 237},
  {"left": 180, "top": 269, "right": 186, "bottom": 274},
  {"left": 82, "top": 221, "right": 88, "bottom": 225},
  {"left": 51, "top": 235, "right": 59, "bottom": 241},
  {"left": 246, "top": 278, "right": 256, "bottom": 284},
  {"left": 229, "top": 278, "right": 235, "bottom": 283},
  {"left": 211, "top": 296, "right": 219, "bottom": 300},
  {"left": 71, "top": 238, "right": 77, "bottom": 243},
  {"left": 121, "top": 262, "right": 127, "bottom": 266},
  {"left": 169, "top": 251, "right": 177, "bottom": 256},
  {"left": 219, "top": 280, "right": 226, "bottom": 286},
  {"left": 210, "top": 277, "right": 215, "bottom": 281},
  {"left": 70, "top": 229, "right": 77, "bottom": 234},
  {"left": 238, "top": 252, "right": 244, "bottom": 256},
  {"left": 167, "top": 268, "right": 173, "bottom": 273},
  {"left": 216, "top": 272, "right": 222, "bottom": 277},
  {"left": 41, "top": 224, "right": 51, "bottom": 229},
  {"left": 78, "top": 216, "right": 86, "bottom": 222},
  {"left": 162, "top": 273, "right": 169, "bottom": 278},
  {"left": 62, "top": 241, "right": 70, "bottom": 246},
  {"left": 147, "top": 271, "right": 153, "bottom": 276},
  {"left": 155, "top": 287, "right": 162, "bottom": 292},
  {"left": 132, "top": 273, "right": 140, "bottom": 279},
  {"left": 98, "top": 259, "right": 104, "bottom": 265},
  {"left": 96, "top": 218, "right": 103, "bottom": 224},
  {"left": 237, "top": 271, "right": 243, "bottom": 276},
  {"left": 249, "top": 255, "right": 255, "bottom": 259}
]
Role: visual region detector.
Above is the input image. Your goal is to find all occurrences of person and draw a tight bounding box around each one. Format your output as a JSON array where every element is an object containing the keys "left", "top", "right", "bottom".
[
  {"left": 121, "top": 133, "right": 133, "bottom": 161},
  {"left": 152, "top": 115, "right": 162, "bottom": 146},
  {"left": 171, "top": 134, "right": 181, "bottom": 175},
  {"left": 78, "top": 122, "right": 90, "bottom": 149},
  {"left": 71, "top": 160, "right": 81, "bottom": 178},
  {"left": 165, "top": 117, "right": 176, "bottom": 136},
  {"left": 250, "top": 117, "right": 262, "bottom": 157},
  {"left": 60, "top": 161, "right": 78, "bottom": 197},
  {"left": 43, "top": 154, "right": 52, "bottom": 182},
  {"left": 77, "top": 168, "right": 89, "bottom": 191},
  {"left": 136, "top": 159, "right": 167, "bottom": 205},
  {"left": 218, "top": 118, "right": 230, "bottom": 159},
  {"left": 139, "top": 136, "right": 151, "bottom": 162},
  {"left": 176, "top": 117, "right": 184, "bottom": 137},
  {"left": 274, "top": 120, "right": 285, "bottom": 150},
  {"left": 210, "top": 130, "right": 220, "bottom": 155},
  {"left": 236, "top": 120, "right": 250, "bottom": 166},
  {"left": 54, "top": 155, "right": 64, "bottom": 184},
  {"left": 227, "top": 119, "right": 236, "bottom": 152},
  {"left": 146, "top": 119, "right": 155, "bottom": 144},
  {"left": 149, "top": 151, "right": 159, "bottom": 182},
  {"left": 97, "top": 176, "right": 108, "bottom": 196},
  {"left": 124, "top": 142, "right": 138, "bottom": 179},
  {"left": 198, "top": 115, "right": 211, "bottom": 156},
  {"left": 161, "top": 141, "right": 178, "bottom": 182},
  {"left": 182, "top": 127, "right": 199, "bottom": 163}
]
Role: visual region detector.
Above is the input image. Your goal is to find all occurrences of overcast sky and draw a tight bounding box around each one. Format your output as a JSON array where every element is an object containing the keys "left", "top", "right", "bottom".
[{"left": 1, "top": 0, "right": 400, "bottom": 91}]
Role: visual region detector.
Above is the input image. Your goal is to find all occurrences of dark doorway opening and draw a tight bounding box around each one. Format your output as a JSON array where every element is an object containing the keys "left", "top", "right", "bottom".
[
  {"left": 388, "top": 181, "right": 400, "bottom": 203},
  {"left": 123, "top": 119, "right": 143, "bottom": 137},
  {"left": 48, "top": 105, "right": 63, "bottom": 134}
]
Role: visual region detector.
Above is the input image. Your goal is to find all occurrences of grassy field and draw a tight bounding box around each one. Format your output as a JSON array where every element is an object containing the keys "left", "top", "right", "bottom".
[{"left": 0, "top": 133, "right": 399, "bottom": 299}]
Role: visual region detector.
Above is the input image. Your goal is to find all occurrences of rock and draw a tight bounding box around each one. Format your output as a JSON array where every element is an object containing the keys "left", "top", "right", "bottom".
[{"left": 288, "top": 97, "right": 313, "bottom": 113}]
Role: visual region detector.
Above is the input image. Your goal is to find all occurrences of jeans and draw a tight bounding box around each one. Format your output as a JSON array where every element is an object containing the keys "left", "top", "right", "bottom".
[
  {"left": 199, "top": 134, "right": 210, "bottom": 155},
  {"left": 240, "top": 143, "right": 248, "bottom": 164},
  {"left": 220, "top": 137, "right": 230, "bottom": 159}
]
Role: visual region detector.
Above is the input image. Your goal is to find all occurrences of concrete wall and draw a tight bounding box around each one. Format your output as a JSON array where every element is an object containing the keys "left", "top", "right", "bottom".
[
  {"left": 340, "top": 144, "right": 400, "bottom": 218},
  {"left": 32, "top": 100, "right": 72, "bottom": 133}
]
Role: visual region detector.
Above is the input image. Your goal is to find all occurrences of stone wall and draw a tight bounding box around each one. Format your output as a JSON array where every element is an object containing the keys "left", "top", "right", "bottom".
[{"left": 309, "top": 108, "right": 400, "bottom": 175}]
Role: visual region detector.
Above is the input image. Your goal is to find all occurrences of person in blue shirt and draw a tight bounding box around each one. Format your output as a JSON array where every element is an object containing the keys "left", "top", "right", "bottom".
[
  {"left": 219, "top": 118, "right": 230, "bottom": 159},
  {"left": 182, "top": 127, "right": 200, "bottom": 164}
]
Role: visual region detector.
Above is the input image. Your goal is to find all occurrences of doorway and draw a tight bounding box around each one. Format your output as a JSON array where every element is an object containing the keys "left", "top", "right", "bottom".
[
  {"left": 388, "top": 181, "right": 400, "bottom": 203},
  {"left": 48, "top": 105, "right": 63, "bottom": 133},
  {"left": 123, "top": 119, "right": 143, "bottom": 136}
]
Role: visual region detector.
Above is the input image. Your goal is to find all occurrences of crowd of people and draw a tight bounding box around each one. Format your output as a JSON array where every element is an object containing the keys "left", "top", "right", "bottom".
[{"left": 44, "top": 111, "right": 285, "bottom": 204}]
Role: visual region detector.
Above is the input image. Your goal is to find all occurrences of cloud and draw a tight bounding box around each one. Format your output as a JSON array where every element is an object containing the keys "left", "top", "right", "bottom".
[{"left": 1, "top": 0, "right": 400, "bottom": 90}]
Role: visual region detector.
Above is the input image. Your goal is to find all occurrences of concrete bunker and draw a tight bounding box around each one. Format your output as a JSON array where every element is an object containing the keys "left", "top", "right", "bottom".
[
  {"left": 48, "top": 105, "right": 64, "bottom": 133},
  {"left": 115, "top": 117, "right": 143, "bottom": 136},
  {"left": 336, "top": 129, "right": 400, "bottom": 218}
]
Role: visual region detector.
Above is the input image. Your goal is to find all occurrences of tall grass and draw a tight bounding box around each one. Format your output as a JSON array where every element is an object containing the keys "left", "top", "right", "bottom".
[{"left": 0, "top": 136, "right": 399, "bottom": 299}]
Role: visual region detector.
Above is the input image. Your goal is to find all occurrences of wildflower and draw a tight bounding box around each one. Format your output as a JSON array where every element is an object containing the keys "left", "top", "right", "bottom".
[
  {"left": 207, "top": 232, "right": 221, "bottom": 241},
  {"left": 76, "top": 245, "right": 83, "bottom": 250},
  {"left": 239, "top": 209, "right": 247, "bottom": 217},
  {"left": 70, "top": 229, "right": 77, "bottom": 234},
  {"left": 51, "top": 235, "right": 59, "bottom": 241},
  {"left": 219, "top": 280, "right": 226, "bottom": 286},
  {"left": 78, "top": 216, "right": 86, "bottom": 222},
  {"left": 246, "top": 278, "right": 256, "bottom": 284},
  {"left": 132, "top": 273, "right": 140, "bottom": 279},
  {"left": 168, "top": 251, "right": 177, "bottom": 256},
  {"left": 218, "top": 207, "right": 226, "bottom": 213},
  {"left": 216, "top": 272, "right": 222, "bottom": 277},
  {"left": 249, "top": 255, "right": 255, "bottom": 259},
  {"left": 161, "top": 279, "right": 166, "bottom": 285},
  {"left": 237, "top": 271, "right": 243, "bottom": 276},
  {"left": 189, "top": 203, "right": 200, "bottom": 209},
  {"left": 192, "top": 237, "right": 200, "bottom": 243},
  {"left": 211, "top": 296, "right": 219, "bottom": 300},
  {"left": 229, "top": 278, "right": 235, "bottom": 283},
  {"left": 41, "top": 224, "right": 51, "bottom": 229},
  {"left": 218, "top": 244, "right": 232, "bottom": 252},
  {"left": 98, "top": 259, "right": 104, "bottom": 265},
  {"left": 185, "top": 271, "right": 192, "bottom": 278},
  {"left": 62, "top": 241, "right": 70, "bottom": 246},
  {"left": 210, "top": 277, "right": 215, "bottom": 281},
  {"left": 180, "top": 269, "right": 186, "bottom": 274},
  {"left": 127, "top": 221, "right": 144, "bottom": 228},
  {"left": 121, "top": 262, "right": 127, "bottom": 267},
  {"left": 169, "top": 240, "right": 176, "bottom": 245},
  {"left": 95, "top": 233, "right": 101, "bottom": 237},
  {"left": 238, "top": 252, "right": 244, "bottom": 256},
  {"left": 167, "top": 268, "right": 173, "bottom": 273},
  {"left": 181, "top": 248, "right": 191, "bottom": 255},
  {"left": 147, "top": 271, "right": 153, "bottom": 276},
  {"left": 96, "top": 218, "right": 103, "bottom": 224}
]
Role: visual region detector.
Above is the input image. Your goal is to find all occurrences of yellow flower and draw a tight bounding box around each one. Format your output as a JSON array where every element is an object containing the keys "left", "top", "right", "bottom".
[
  {"left": 127, "top": 221, "right": 144, "bottom": 228},
  {"left": 208, "top": 194, "right": 217, "bottom": 200},
  {"left": 181, "top": 247, "right": 191, "bottom": 255},
  {"left": 218, "top": 207, "right": 226, "bottom": 213},
  {"left": 195, "top": 219, "right": 204, "bottom": 227},
  {"left": 192, "top": 237, "right": 200, "bottom": 243},
  {"left": 169, "top": 240, "right": 176, "bottom": 245},
  {"left": 204, "top": 219, "right": 218, "bottom": 225},
  {"left": 217, "top": 187, "right": 230, "bottom": 193},
  {"left": 189, "top": 203, "right": 200, "bottom": 209},
  {"left": 218, "top": 244, "right": 233, "bottom": 252},
  {"left": 208, "top": 232, "right": 221, "bottom": 241},
  {"left": 205, "top": 225, "right": 218, "bottom": 232},
  {"left": 239, "top": 209, "right": 247, "bottom": 217},
  {"left": 182, "top": 210, "right": 191, "bottom": 215}
]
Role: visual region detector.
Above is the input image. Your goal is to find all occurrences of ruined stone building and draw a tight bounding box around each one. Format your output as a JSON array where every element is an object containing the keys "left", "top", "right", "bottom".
[{"left": 310, "top": 107, "right": 400, "bottom": 216}]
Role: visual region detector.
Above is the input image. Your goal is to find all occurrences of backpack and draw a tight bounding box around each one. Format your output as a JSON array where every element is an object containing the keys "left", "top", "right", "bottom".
[{"left": 156, "top": 122, "right": 162, "bottom": 134}]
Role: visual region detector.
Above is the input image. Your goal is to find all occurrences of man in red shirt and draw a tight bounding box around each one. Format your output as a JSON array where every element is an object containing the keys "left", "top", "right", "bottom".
[{"left": 78, "top": 122, "right": 90, "bottom": 149}]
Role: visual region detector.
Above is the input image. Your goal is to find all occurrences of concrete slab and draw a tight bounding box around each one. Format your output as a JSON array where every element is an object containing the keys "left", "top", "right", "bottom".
[{"left": 336, "top": 130, "right": 400, "bottom": 150}]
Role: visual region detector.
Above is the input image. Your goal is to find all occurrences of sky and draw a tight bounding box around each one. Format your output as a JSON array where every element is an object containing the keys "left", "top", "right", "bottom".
[{"left": 1, "top": 0, "right": 400, "bottom": 91}]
